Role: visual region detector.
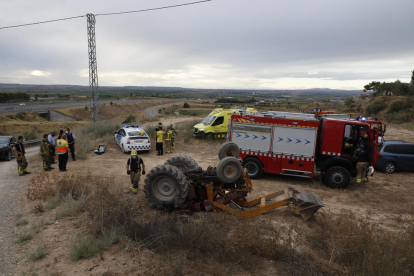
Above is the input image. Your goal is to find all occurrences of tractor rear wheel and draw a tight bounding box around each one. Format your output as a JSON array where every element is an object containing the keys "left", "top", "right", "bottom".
[
  {"left": 218, "top": 142, "right": 240, "bottom": 160},
  {"left": 144, "top": 164, "right": 189, "bottom": 208},
  {"left": 216, "top": 157, "right": 243, "bottom": 183},
  {"left": 164, "top": 154, "right": 200, "bottom": 172}
]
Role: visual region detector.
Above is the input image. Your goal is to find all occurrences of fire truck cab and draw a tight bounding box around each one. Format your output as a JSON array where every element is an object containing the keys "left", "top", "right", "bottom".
[{"left": 227, "top": 112, "right": 380, "bottom": 188}]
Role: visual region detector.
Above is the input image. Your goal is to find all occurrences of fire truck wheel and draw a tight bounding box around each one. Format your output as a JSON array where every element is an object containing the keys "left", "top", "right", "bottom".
[
  {"left": 242, "top": 157, "right": 263, "bottom": 179},
  {"left": 383, "top": 162, "right": 396, "bottom": 174},
  {"left": 217, "top": 157, "right": 243, "bottom": 183},
  {"left": 324, "top": 166, "right": 350, "bottom": 189},
  {"left": 164, "top": 154, "right": 200, "bottom": 172},
  {"left": 144, "top": 164, "right": 189, "bottom": 208},
  {"left": 218, "top": 142, "right": 240, "bottom": 160}
]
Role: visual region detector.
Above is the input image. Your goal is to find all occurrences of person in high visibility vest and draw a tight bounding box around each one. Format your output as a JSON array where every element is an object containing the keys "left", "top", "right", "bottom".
[
  {"left": 39, "top": 134, "right": 54, "bottom": 171},
  {"left": 57, "top": 134, "right": 70, "bottom": 172},
  {"left": 169, "top": 124, "right": 176, "bottom": 150},
  {"left": 13, "top": 135, "right": 31, "bottom": 176},
  {"left": 156, "top": 126, "right": 164, "bottom": 156},
  {"left": 164, "top": 126, "right": 173, "bottom": 154},
  {"left": 126, "top": 150, "right": 146, "bottom": 194}
]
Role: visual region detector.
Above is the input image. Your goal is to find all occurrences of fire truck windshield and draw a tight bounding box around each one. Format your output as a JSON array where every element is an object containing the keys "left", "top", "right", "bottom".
[{"left": 202, "top": 115, "right": 216, "bottom": 125}]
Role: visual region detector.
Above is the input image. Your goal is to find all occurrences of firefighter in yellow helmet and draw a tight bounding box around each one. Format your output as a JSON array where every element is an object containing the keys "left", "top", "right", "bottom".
[{"left": 126, "top": 150, "right": 145, "bottom": 194}]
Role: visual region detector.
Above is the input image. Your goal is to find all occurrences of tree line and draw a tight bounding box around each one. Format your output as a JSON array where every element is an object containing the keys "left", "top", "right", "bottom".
[
  {"left": 0, "top": 92, "right": 31, "bottom": 103},
  {"left": 363, "top": 70, "right": 414, "bottom": 96}
]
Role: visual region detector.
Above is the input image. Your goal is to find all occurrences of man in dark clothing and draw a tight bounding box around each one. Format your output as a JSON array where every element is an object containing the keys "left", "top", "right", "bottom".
[
  {"left": 355, "top": 145, "right": 370, "bottom": 184},
  {"left": 155, "top": 122, "right": 162, "bottom": 135},
  {"left": 66, "top": 128, "right": 76, "bottom": 161},
  {"left": 12, "top": 136, "right": 31, "bottom": 176},
  {"left": 126, "top": 150, "right": 146, "bottom": 194}
]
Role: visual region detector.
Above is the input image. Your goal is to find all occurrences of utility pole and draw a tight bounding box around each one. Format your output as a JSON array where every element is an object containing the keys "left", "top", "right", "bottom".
[{"left": 87, "top": 13, "right": 100, "bottom": 122}]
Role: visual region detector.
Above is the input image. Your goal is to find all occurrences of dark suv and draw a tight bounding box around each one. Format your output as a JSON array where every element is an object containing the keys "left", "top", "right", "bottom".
[
  {"left": 0, "top": 136, "right": 17, "bottom": 161},
  {"left": 376, "top": 140, "right": 414, "bottom": 173}
]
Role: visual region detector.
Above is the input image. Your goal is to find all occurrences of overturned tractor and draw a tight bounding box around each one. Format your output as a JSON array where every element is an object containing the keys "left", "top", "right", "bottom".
[{"left": 144, "top": 154, "right": 324, "bottom": 221}]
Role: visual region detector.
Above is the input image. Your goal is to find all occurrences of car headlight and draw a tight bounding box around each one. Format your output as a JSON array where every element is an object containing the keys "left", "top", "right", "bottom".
[{"left": 199, "top": 128, "right": 205, "bottom": 131}]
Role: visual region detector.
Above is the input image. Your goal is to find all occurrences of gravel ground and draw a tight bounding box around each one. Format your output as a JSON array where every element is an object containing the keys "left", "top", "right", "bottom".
[{"left": 0, "top": 147, "right": 37, "bottom": 276}]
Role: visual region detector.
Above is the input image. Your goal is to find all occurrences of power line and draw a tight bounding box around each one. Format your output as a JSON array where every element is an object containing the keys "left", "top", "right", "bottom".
[
  {"left": 0, "top": 15, "right": 86, "bottom": 30},
  {"left": 95, "top": 0, "right": 212, "bottom": 16},
  {"left": 0, "top": 0, "right": 213, "bottom": 30}
]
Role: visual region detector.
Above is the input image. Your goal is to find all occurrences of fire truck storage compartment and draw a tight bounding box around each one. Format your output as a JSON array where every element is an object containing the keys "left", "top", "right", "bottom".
[
  {"left": 272, "top": 126, "right": 317, "bottom": 158},
  {"left": 231, "top": 123, "right": 272, "bottom": 152}
]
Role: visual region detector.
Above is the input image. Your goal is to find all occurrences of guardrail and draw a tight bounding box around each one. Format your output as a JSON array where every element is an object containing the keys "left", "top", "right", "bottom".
[{"left": 23, "top": 138, "right": 42, "bottom": 145}]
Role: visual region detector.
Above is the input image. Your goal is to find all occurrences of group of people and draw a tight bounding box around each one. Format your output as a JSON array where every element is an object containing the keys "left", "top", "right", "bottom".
[
  {"left": 13, "top": 128, "right": 76, "bottom": 176},
  {"left": 154, "top": 122, "right": 176, "bottom": 156}
]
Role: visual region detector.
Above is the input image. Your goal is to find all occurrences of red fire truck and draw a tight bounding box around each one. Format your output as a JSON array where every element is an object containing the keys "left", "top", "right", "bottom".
[{"left": 225, "top": 111, "right": 380, "bottom": 188}]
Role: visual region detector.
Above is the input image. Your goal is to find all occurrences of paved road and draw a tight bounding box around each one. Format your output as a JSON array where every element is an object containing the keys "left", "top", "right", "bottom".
[
  {"left": 0, "top": 99, "right": 171, "bottom": 115},
  {"left": 145, "top": 102, "right": 183, "bottom": 117},
  {"left": 0, "top": 147, "right": 38, "bottom": 275}
]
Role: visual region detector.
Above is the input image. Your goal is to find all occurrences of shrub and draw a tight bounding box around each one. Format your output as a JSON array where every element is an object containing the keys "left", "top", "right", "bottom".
[
  {"left": 16, "top": 219, "right": 29, "bottom": 226},
  {"left": 183, "top": 102, "right": 190, "bottom": 108},
  {"left": 15, "top": 232, "right": 33, "bottom": 243},
  {"left": 16, "top": 112, "right": 26, "bottom": 120},
  {"left": 388, "top": 99, "right": 412, "bottom": 113},
  {"left": 27, "top": 172, "right": 55, "bottom": 200},
  {"left": 123, "top": 114, "right": 136, "bottom": 124},
  {"left": 69, "top": 234, "right": 102, "bottom": 260},
  {"left": 366, "top": 99, "right": 386, "bottom": 115},
  {"left": 387, "top": 111, "right": 414, "bottom": 124},
  {"left": 29, "top": 247, "right": 47, "bottom": 261}
]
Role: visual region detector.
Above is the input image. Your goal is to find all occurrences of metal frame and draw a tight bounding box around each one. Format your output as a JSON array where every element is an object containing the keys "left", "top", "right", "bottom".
[{"left": 87, "top": 14, "right": 100, "bottom": 122}]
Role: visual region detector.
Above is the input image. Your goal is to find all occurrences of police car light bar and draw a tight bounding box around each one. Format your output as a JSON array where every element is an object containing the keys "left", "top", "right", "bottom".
[{"left": 124, "top": 125, "right": 141, "bottom": 128}]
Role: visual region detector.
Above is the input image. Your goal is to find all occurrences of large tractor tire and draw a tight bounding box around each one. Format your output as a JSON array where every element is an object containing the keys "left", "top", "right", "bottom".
[
  {"left": 324, "top": 166, "right": 350, "bottom": 189},
  {"left": 164, "top": 154, "right": 200, "bottom": 172},
  {"left": 218, "top": 142, "right": 240, "bottom": 160},
  {"left": 216, "top": 157, "right": 243, "bottom": 184},
  {"left": 144, "top": 164, "right": 189, "bottom": 208}
]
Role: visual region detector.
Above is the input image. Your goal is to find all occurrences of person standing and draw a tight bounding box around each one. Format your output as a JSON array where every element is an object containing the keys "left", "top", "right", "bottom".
[
  {"left": 57, "top": 134, "right": 69, "bottom": 172},
  {"left": 40, "top": 134, "right": 54, "bottom": 171},
  {"left": 155, "top": 122, "right": 162, "bottom": 135},
  {"left": 48, "top": 131, "right": 57, "bottom": 164},
  {"left": 126, "top": 150, "right": 146, "bottom": 194},
  {"left": 156, "top": 126, "right": 164, "bottom": 156},
  {"left": 164, "top": 126, "right": 173, "bottom": 154},
  {"left": 13, "top": 136, "right": 31, "bottom": 176},
  {"left": 169, "top": 124, "right": 176, "bottom": 150},
  {"left": 355, "top": 145, "right": 370, "bottom": 185},
  {"left": 66, "top": 128, "right": 76, "bottom": 161}
]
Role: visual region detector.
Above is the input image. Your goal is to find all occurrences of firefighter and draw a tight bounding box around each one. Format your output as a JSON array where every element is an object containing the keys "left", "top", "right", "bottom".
[
  {"left": 47, "top": 131, "right": 57, "bottom": 164},
  {"left": 355, "top": 144, "right": 369, "bottom": 184},
  {"left": 57, "top": 134, "right": 69, "bottom": 172},
  {"left": 66, "top": 128, "right": 76, "bottom": 161},
  {"left": 164, "top": 126, "right": 173, "bottom": 154},
  {"left": 13, "top": 136, "right": 31, "bottom": 176},
  {"left": 126, "top": 150, "right": 145, "bottom": 194},
  {"left": 169, "top": 124, "right": 176, "bottom": 150},
  {"left": 40, "top": 134, "right": 54, "bottom": 171},
  {"left": 156, "top": 126, "right": 164, "bottom": 156}
]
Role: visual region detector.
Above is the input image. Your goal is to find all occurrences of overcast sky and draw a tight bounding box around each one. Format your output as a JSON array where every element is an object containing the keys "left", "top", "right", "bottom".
[{"left": 1, "top": 0, "right": 414, "bottom": 90}]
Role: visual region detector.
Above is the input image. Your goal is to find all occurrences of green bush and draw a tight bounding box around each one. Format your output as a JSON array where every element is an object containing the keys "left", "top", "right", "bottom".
[
  {"left": 123, "top": 114, "right": 136, "bottom": 124},
  {"left": 16, "top": 112, "right": 26, "bottom": 120},
  {"left": 366, "top": 99, "right": 386, "bottom": 115},
  {"left": 387, "top": 111, "right": 414, "bottom": 124},
  {"left": 16, "top": 219, "right": 29, "bottom": 226},
  {"left": 70, "top": 234, "right": 102, "bottom": 260},
  {"left": 388, "top": 100, "right": 412, "bottom": 113},
  {"left": 29, "top": 247, "right": 47, "bottom": 261},
  {"left": 15, "top": 232, "right": 33, "bottom": 244}
]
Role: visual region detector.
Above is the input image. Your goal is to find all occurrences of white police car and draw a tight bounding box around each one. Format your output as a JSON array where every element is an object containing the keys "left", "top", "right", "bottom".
[{"left": 115, "top": 125, "right": 151, "bottom": 153}]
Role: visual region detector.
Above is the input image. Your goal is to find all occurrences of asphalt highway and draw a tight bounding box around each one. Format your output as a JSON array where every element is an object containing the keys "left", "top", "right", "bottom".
[{"left": 145, "top": 102, "right": 183, "bottom": 117}]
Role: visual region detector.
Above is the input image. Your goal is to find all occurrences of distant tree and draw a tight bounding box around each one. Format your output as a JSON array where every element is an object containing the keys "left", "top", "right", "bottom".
[
  {"left": 183, "top": 102, "right": 190, "bottom": 108},
  {"left": 130, "top": 92, "right": 132, "bottom": 97},
  {"left": 344, "top": 97, "right": 354, "bottom": 108},
  {"left": 34, "top": 94, "right": 39, "bottom": 101}
]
